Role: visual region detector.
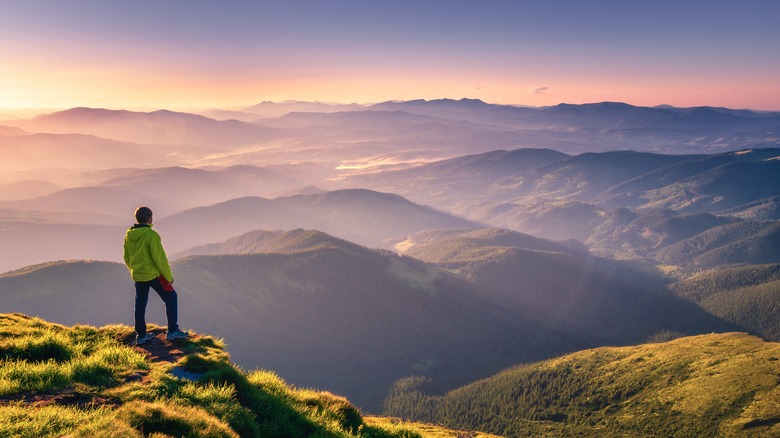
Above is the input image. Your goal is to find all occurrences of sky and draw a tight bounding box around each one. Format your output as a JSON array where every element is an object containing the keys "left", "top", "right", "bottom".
[{"left": 1, "top": 0, "right": 779, "bottom": 114}]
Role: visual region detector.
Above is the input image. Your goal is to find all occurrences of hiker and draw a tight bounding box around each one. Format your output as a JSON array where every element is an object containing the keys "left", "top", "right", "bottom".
[{"left": 123, "top": 206, "right": 188, "bottom": 345}]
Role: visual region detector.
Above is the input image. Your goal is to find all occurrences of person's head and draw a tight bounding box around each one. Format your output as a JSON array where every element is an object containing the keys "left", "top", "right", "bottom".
[{"left": 134, "top": 206, "right": 153, "bottom": 224}]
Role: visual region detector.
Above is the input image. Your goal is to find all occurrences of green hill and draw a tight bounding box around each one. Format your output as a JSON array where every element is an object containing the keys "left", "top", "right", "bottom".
[
  {"left": 671, "top": 264, "right": 780, "bottom": 341},
  {"left": 384, "top": 332, "right": 780, "bottom": 437},
  {"left": 0, "top": 313, "right": 497, "bottom": 438}
]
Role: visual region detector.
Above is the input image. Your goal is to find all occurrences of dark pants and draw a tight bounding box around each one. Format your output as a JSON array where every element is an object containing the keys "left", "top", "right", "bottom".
[{"left": 134, "top": 277, "right": 178, "bottom": 336}]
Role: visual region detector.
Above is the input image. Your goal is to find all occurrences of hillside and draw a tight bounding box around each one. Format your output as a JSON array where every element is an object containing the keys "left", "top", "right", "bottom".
[
  {"left": 11, "top": 107, "right": 280, "bottom": 148},
  {"left": 0, "top": 234, "right": 571, "bottom": 412},
  {"left": 157, "top": 189, "right": 483, "bottom": 251},
  {"left": 399, "top": 228, "right": 734, "bottom": 346},
  {"left": 384, "top": 332, "right": 780, "bottom": 437},
  {"left": 671, "top": 264, "right": 780, "bottom": 341},
  {"left": 173, "top": 229, "right": 360, "bottom": 258},
  {"left": 0, "top": 313, "right": 496, "bottom": 438},
  {"left": 657, "top": 221, "right": 780, "bottom": 267}
]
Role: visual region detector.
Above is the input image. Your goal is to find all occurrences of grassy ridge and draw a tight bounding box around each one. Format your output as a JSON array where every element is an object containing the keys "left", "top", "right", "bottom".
[
  {"left": 0, "top": 313, "right": 486, "bottom": 438},
  {"left": 384, "top": 332, "right": 780, "bottom": 437}
]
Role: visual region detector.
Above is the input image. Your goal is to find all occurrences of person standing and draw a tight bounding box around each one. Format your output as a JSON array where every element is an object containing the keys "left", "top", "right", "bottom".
[{"left": 123, "top": 206, "right": 188, "bottom": 345}]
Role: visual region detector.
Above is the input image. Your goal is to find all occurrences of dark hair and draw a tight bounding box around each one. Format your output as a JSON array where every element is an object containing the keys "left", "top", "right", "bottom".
[{"left": 134, "top": 206, "right": 153, "bottom": 224}]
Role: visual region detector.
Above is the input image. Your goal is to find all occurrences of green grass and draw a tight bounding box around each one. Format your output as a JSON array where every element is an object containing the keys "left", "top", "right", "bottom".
[
  {"left": 385, "top": 332, "right": 780, "bottom": 437},
  {"left": 0, "top": 313, "right": 470, "bottom": 437}
]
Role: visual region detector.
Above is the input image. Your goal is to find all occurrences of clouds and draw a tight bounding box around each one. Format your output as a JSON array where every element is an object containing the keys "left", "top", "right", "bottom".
[{"left": 531, "top": 86, "right": 550, "bottom": 95}]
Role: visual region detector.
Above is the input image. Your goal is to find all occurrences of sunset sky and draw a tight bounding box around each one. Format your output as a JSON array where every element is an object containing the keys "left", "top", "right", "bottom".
[{"left": 1, "top": 0, "right": 779, "bottom": 114}]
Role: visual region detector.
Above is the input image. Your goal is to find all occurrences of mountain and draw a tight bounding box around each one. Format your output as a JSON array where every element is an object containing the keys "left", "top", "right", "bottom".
[
  {"left": 243, "top": 100, "right": 366, "bottom": 118},
  {"left": 370, "top": 99, "right": 780, "bottom": 132},
  {"left": 348, "top": 148, "right": 570, "bottom": 207},
  {"left": 672, "top": 264, "right": 780, "bottom": 341},
  {"left": 384, "top": 332, "right": 780, "bottom": 437},
  {"left": 172, "top": 229, "right": 355, "bottom": 258},
  {"left": 399, "top": 228, "right": 732, "bottom": 346},
  {"left": 0, "top": 125, "right": 26, "bottom": 135},
  {"left": 156, "top": 188, "right": 483, "bottom": 252},
  {"left": 338, "top": 148, "right": 780, "bottom": 262},
  {"left": 95, "top": 165, "right": 313, "bottom": 212},
  {"left": 248, "top": 109, "right": 534, "bottom": 165},
  {"left": 0, "top": 179, "right": 61, "bottom": 201},
  {"left": 10, "top": 107, "right": 280, "bottom": 147},
  {"left": 635, "top": 160, "right": 780, "bottom": 214},
  {"left": 0, "top": 133, "right": 186, "bottom": 173},
  {"left": 342, "top": 148, "right": 780, "bottom": 218},
  {"left": 0, "top": 238, "right": 570, "bottom": 412},
  {"left": 0, "top": 313, "right": 495, "bottom": 438},
  {"left": 656, "top": 221, "right": 780, "bottom": 267},
  {"left": 3, "top": 186, "right": 173, "bottom": 222},
  {"left": 0, "top": 188, "right": 480, "bottom": 274},
  {"left": 0, "top": 223, "right": 125, "bottom": 274}
]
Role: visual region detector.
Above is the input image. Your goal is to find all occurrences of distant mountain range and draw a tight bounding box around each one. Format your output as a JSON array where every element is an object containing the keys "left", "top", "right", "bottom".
[
  {"left": 4, "top": 100, "right": 778, "bottom": 173},
  {"left": 3, "top": 98, "right": 780, "bottom": 431},
  {"left": 343, "top": 147, "right": 780, "bottom": 264},
  {"left": 0, "top": 188, "right": 478, "bottom": 273}
]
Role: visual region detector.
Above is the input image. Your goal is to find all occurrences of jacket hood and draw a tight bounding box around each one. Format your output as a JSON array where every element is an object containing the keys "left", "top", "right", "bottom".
[{"left": 125, "top": 224, "right": 153, "bottom": 243}]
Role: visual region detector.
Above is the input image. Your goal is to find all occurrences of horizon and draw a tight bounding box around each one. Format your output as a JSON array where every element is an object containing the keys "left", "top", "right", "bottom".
[
  {"left": 2, "top": 97, "right": 777, "bottom": 121},
  {"left": 2, "top": 1, "right": 779, "bottom": 113}
]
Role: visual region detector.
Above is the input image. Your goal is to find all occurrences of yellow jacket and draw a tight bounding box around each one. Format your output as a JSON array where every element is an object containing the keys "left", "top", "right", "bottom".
[{"left": 123, "top": 224, "right": 173, "bottom": 283}]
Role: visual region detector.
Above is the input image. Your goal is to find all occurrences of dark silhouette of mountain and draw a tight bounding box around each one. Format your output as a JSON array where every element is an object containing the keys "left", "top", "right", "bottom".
[
  {"left": 384, "top": 332, "right": 780, "bottom": 437},
  {"left": 11, "top": 107, "right": 280, "bottom": 147},
  {"left": 157, "top": 188, "right": 483, "bottom": 252}
]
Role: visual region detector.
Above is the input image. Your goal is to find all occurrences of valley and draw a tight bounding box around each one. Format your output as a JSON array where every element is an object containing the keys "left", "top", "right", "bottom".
[{"left": 1, "top": 99, "right": 779, "bottom": 436}]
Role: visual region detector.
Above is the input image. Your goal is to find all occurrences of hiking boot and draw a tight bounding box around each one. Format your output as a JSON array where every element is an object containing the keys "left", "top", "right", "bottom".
[
  {"left": 166, "top": 329, "right": 189, "bottom": 340},
  {"left": 136, "top": 333, "right": 155, "bottom": 345}
]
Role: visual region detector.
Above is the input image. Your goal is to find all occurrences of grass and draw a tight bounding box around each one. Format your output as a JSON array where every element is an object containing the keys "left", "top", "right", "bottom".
[
  {"left": 0, "top": 313, "right": 474, "bottom": 437},
  {"left": 385, "top": 332, "right": 780, "bottom": 437}
]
